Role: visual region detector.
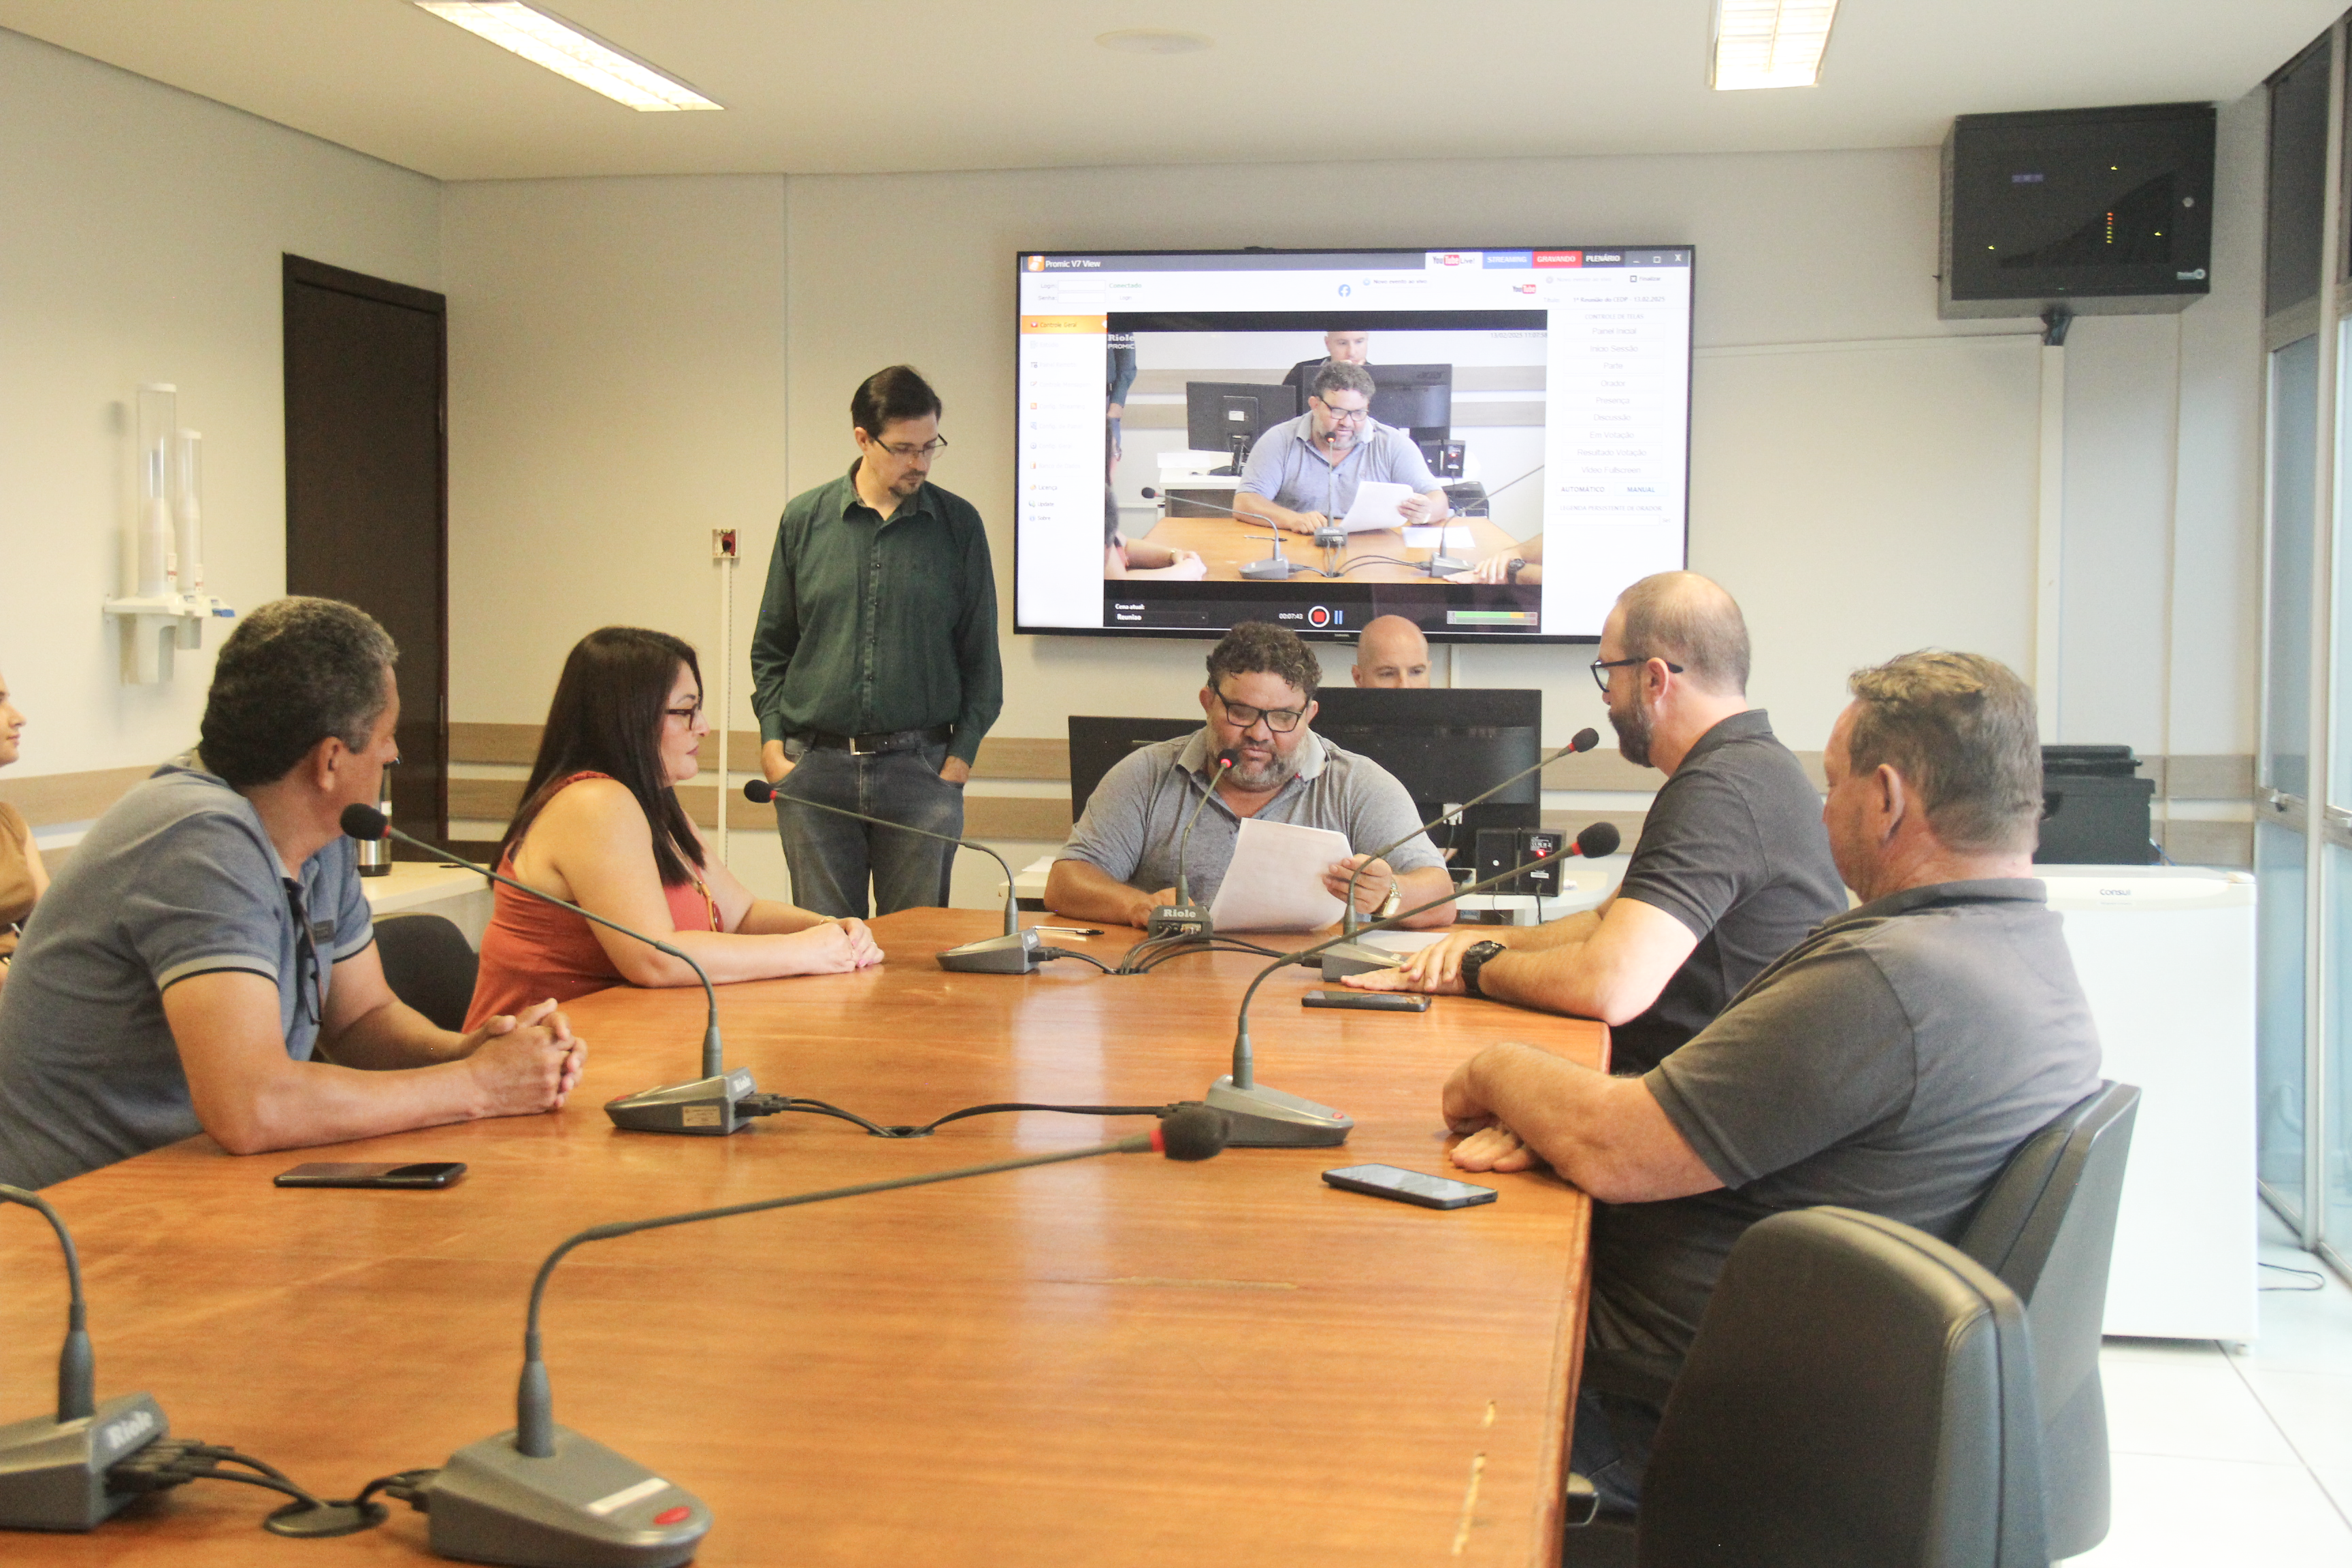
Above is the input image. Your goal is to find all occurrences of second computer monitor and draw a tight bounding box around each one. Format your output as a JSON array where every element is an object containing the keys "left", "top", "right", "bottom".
[
  {"left": 1309, "top": 686, "right": 1541, "bottom": 857},
  {"left": 1184, "top": 381, "right": 1301, "bottom": 466}
]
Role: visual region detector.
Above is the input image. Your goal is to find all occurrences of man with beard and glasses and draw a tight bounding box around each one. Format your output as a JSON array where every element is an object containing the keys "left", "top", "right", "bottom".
[
  {"left": 1045, "top": 622, "right": 1455, "bottom": 930},
  {"left": 1345, "top": 572, "right": 1844, "bottom": 1075}
]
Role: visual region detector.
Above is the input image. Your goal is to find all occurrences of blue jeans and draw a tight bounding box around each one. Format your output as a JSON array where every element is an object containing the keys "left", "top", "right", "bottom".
[{"left": 772, "top": 740, "right": 962, "bottom": 918}]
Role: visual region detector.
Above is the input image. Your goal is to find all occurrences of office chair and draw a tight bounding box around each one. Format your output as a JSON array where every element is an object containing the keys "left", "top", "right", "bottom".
[
  {"left": 1629, "top": 1207, "right": 2049, "bottom": 1567},
  {"left": 372, "top": 913, "right": 480, "bottom": 1033},
  {"left": 1955, "top": 1080, "right": 2141, "bottom": 1561}
]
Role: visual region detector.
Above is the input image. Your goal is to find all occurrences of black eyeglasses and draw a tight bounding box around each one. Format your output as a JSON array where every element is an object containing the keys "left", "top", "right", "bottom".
[
  {"left": 1214, "top": 689, "right": 1305, "bottom": 733},
  {"left": 1590, "top": 655, "right": 1682, "bottom": 693},
  {"left": 664, "top": 702, "right": 703, "bottom": 723},
  {"left": 873, "top": 436, "right": 949, "bottom": 459}
]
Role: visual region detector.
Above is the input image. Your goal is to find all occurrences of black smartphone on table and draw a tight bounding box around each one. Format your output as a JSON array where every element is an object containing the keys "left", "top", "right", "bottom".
[
  {"left": 1322, "top": 1164, "right": 1497, "bottom": 1209},
  {"left": 274, "top": 1161, "right": 467, "bottom": 1190},
  {"left": 1302, "top": 990, "right": 1431, "bottom": 1012}
]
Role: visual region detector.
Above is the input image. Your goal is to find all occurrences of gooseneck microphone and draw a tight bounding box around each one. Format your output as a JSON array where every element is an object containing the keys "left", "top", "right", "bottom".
[
  {"left": 420, "top": 1107, "right": 1230, "bottom": 1568},
  {"left": 1328, "top": 726, "right": 1601, "bottom": 977},
  {"left": 1148, "top": 749, "right": 1237, "bottom": 941},
  {"left": 0, "top": 1185, "right": 169, "bottom": 1529},
  {"left": 338, "top": 804, "right": 755, "bottom": 1139},
  {"left": 742, "top": 778, "right": 1066, "bottom": 975},
  {"left": 1210, "top": 821, "right": 1622, "bottom": 1147}
]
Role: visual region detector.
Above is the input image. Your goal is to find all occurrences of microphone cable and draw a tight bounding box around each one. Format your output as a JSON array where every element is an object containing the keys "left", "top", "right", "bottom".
[{"left": 762, "top": 1096, "right": 1200, "bottom": 1141}]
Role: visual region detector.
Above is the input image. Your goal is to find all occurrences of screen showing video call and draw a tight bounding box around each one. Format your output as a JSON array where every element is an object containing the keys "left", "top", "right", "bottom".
[{"left": 1013, "top": 246, "right": 1693, "bottom": 643}]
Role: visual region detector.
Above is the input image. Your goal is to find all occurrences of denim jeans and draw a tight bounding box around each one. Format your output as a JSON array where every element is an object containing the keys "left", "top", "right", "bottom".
[
  {"left": 772, "top": 740, "right": 962, "bottom": 918},
  {"left": 1569, "top": 1387, "right": 1661, "bottom": 1515}
]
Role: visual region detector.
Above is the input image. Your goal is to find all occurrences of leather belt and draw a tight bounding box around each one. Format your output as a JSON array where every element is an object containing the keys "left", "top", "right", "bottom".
[{"left": 802, "top": 725, "right": 953, "bottom": 756}]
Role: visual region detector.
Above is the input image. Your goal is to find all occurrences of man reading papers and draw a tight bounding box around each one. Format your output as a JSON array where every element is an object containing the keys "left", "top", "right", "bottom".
[{"left": 1046, "top": 623, "right": 1455, "bottom": 930}]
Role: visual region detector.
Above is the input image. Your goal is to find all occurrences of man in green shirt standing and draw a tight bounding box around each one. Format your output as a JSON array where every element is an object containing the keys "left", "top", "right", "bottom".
[{"left": 752, "top": 365, "right": 1004, "bottom": 917}]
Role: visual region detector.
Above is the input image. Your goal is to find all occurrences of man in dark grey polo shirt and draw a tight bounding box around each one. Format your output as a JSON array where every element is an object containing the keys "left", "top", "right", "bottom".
[
  {"left": 1348, "top": 572, "right": 1846, "bottom": 1076},
  {"left": 0, "top": 599, "right": 582, "bottom": 1189},
  {"left": 1233, "top": 361, "right": 1450, "bottom": 537},
  {"left": 1440, "top": 650, "right": 2103, "bottom": 1508},
  {"left": 753, "top": 365, "right": 1003, "bottom": 919},
  {"left": 1046, "top": 623, "right": 1453, "bottom": 930}
]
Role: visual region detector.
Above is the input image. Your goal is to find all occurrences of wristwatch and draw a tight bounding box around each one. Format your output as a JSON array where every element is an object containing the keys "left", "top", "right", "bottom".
[
  {"left": 1376, "top": 882, "right": 1403, "bottom": 920},
  {"left": 1458, "top": 940, "right": 1507, "bottom": 999}
]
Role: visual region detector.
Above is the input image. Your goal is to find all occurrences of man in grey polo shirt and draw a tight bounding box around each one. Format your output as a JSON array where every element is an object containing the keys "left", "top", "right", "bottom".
[
  {"left": 1348, "top": 572, "right": 1846, "bottom": 1077},
  {"left": 1441, "top": 649, "right": 2103, "bottom": 1509},
  {"left": 1045, "top": 622, "right": 1454, "bottom": 930},
  {"left": 0, "top": 598, "right": 583, "bottom": 1189},
  {"left": 1233, "top": 361, "right": 1450, "bottom": 536}
]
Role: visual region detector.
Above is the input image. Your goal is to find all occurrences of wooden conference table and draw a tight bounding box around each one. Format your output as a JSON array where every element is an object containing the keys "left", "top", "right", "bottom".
[
  {"left": 1145, "top": 510, "right": 1519, "bottom": 583},
  {"left": 0, "top": 909, "right": 1606, "bottom": 1567}
]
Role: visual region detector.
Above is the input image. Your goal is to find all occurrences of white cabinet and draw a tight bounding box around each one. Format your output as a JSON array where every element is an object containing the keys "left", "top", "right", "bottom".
[{"left": 2042, "top": 866, "right": 2257, "bottom": 1342}]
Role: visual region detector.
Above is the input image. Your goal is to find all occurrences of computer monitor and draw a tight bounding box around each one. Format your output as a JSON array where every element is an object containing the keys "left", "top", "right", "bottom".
[
  {"left": 1368, "top": 364, "right": 1452, "bottom": 442},
  {"left": 1183, "top": 382, "right": 1300, "bottom": 471},
  {"left": 1068, "top": 715, "right": 1201, "bottom": 821},
  {"left": 1308, "top": 687, "right": 1541, "bottom": 858}
]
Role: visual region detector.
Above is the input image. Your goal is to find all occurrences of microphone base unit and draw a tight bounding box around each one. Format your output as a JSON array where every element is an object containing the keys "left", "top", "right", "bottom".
[
  {"left": 1317, "top": 941, "right": 1403, "bottom": 981},
  {"left": 936, "top": 928, "right": 1045, "bottom": 975},
  {"left": 603, "top": 1067, "right": 760, "bottom": 1136},
  {"left": 426, "top": 1426, "right": 709, "bottom": 1568},
  {"left": 1205, "top": 1077, "right": 1354, "bottom": 1148},
  {"left": 1421, "top": 553, "right": 1471, "bottom": 576},
  {"left": 1145, "top": 902, "right": 1210, "bottom": 942},
  {"left": 1239, "top": 554, "right": 1303, "bottom": 581},
  {"left": 0, "top": 1391, "right": 166, "bottom": 1532}
]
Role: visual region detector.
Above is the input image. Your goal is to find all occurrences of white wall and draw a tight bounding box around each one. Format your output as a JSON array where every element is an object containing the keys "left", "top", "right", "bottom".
[
  {"left": 0, "top": 29, "right": 441, "bottom": 783},
  {"left": 445, "top": 137, "right": 2261, "bottom": 753}
]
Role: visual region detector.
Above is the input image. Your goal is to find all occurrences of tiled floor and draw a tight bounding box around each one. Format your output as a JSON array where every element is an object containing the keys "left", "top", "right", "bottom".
[{"left": 2059, "top": 1206, "right": 2352, "bottom": 1565}]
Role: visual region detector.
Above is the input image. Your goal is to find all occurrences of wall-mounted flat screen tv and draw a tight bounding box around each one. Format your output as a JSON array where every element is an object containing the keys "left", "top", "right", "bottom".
[{"left": 1014, "top": 246, "right": 1692, "bottom": 643}]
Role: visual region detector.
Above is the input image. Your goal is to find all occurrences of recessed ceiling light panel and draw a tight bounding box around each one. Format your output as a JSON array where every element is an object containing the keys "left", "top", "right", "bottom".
[
  {"left": 1094, "top": 29, "right": 1215, "bottom": 56},
  {"left": 416, "top": 1, "right": 721, "bottom": 111},
  {"left": 1710, "top": 0, "right": 1838, "bottom": 91}
]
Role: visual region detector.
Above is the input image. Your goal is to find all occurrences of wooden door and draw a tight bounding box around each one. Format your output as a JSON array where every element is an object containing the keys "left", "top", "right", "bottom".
[{"left": 283, "top": 254, "right": 448, "bottom": 845}]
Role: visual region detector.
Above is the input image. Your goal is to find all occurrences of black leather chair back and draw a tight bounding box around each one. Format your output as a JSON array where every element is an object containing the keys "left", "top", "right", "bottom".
[
  {"left": 373, "top": 913, "right": 479, "bottom": 1033},
  {"left": 1955, "top": 1080, "right": 2140, "bottom": 1561},
  {"left": 1636, "top": 1207, "right": 2047, "bottom": 1568}
]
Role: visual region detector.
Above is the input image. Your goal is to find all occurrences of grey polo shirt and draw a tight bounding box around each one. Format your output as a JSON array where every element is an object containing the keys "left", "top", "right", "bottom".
[
  {"left": 1058, "top": 728, "right": 1444, "bottom": 911},
  {"left": 1608, "top": 709, "right": 1847, "bottom": 1075},
  {"left": 0, "top": 762, "right": 374, "bottom": 1189},
  {"left": 1586, "top": 878, "right": 2104, "bottom": 1372},
  {"left": 1236, "top": 413, "right": 1440, "bottom": 520}
]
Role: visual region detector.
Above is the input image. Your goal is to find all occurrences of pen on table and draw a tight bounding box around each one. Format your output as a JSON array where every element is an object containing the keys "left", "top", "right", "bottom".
[{"left": 1034, "top": 925, "right": 1103, "bottom": 937}]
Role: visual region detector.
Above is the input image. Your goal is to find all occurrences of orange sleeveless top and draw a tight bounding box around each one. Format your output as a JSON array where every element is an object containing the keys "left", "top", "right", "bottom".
[{"left": 464, "top": 772, "right": 720, "bottom": 1030}]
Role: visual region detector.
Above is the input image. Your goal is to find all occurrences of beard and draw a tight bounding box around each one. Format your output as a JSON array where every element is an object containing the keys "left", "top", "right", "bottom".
[
  {"left": 1609, "top": 687, "right": 1654, "bottom": 769},
  {"left": 1224, "top": 745, "right": 1300, "bottom": 792}
]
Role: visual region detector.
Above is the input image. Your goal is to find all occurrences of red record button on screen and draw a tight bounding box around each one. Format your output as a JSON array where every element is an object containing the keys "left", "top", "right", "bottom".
[{"left": 1308, "top": 606, "right": 1332, "bottom": 628}]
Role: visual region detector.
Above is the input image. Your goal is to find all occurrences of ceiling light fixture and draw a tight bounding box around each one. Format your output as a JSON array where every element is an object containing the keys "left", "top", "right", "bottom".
[
  {"left": 1095, "top": 29, "right": 1214, "bottom": 56},
  {"left": 1710, "top": 0, "right": 1839, "bottom": 91},
  {"left": 415, "top": 2, "right": 721, "bottom": 111}
]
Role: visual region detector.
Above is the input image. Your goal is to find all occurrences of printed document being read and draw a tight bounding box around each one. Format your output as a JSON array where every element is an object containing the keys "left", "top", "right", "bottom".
[
  {"left": 1207, "top": 817, "right": 1350, "bottom": 932},
  {"left": 1335, "top": 480, "right": 1416, "bottom": 534}
]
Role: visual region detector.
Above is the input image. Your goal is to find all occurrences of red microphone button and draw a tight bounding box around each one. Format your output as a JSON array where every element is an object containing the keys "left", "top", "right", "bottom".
[{"left": 654, "top": 1505, "right": 693, "bottom": 1526}]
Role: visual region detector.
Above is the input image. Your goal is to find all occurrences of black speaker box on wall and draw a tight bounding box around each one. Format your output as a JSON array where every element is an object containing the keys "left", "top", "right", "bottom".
[{"left": 1941, "top": 102, "right": 2216, "bottom": 320}]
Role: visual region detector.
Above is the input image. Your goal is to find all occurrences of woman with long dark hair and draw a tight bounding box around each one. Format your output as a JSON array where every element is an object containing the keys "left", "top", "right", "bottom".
[
  {"left": 0, "top": 670, "right": 50, "bottom": 996},
  {"left": 466, "top": 627, "right": 881, "bottom": 1028}
]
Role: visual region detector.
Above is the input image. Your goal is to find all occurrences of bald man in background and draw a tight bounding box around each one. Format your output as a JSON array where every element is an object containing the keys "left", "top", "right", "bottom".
[
  {"left": 1348, "top": 572, "right": 1846, "bottom": 1077},
  {"left": 1351, "top": 615, "right": 1431, "bottom": 688}
]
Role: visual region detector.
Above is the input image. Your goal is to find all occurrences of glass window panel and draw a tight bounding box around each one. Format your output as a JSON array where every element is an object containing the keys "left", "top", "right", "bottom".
[
  {"left": 2271, "top": 336, "right": 2319, "bottom": 798},
  {"left": 2328, "top": 843, "right": 2352, "bottom": 1247},
  {"left": 2269, "top": 35, "right": 2332, "bottom": 315},
  {"left": 2258, "top": 818, "right": 2308, "bottom": 1215}
]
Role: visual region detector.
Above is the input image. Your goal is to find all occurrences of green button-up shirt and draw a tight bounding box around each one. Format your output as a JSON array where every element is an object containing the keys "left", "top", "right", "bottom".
[{"left": 750, "top": 463, "right": 1003, "bottom": 766}]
